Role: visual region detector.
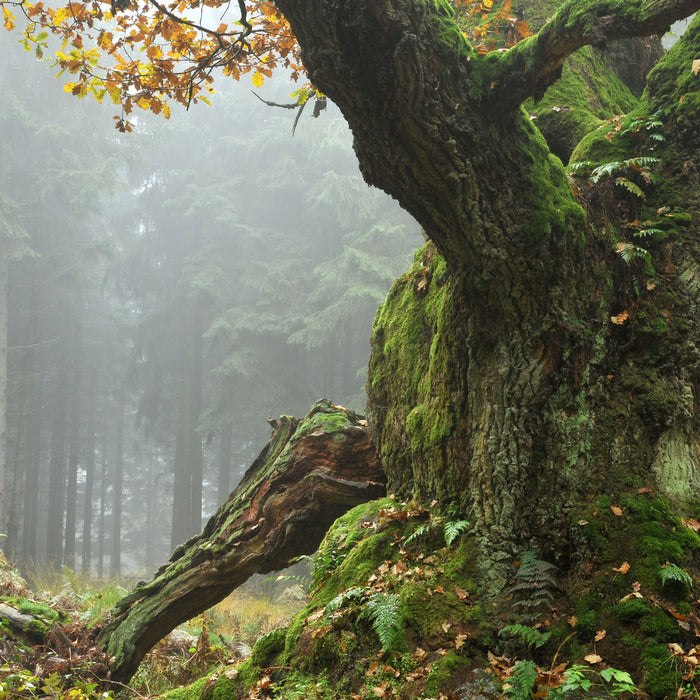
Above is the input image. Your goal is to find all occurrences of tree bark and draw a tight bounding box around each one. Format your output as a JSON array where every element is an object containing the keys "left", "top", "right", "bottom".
[
  {"left": 97, "top": 399, "right": 384, "bottom": 685},
  {"left": 268, "top": 0, "right": 700, "bottom": 587}
]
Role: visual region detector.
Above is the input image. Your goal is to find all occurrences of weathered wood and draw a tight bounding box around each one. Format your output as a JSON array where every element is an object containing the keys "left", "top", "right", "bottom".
[
  {"left": 0, "top": 602, "right": 47, "bottom": 644},
  {"left": 97, "top": 399, "right": 385, "bottom": 684}
]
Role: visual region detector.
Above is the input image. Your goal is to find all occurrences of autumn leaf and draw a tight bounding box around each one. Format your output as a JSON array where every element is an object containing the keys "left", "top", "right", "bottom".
[
  {"left": 611, "top": 505, "right": 623, "bottom": 516},
  {"left": 251, "top": 70, "right": 265, "bottom": 87},
  {"left": 456, "top": 633, "right": 467, "bottom": 650},
  {"left": 568, "top": 615, "right": 578, "bottom": 627},
  {"left": 610, "top": 311, "right": 629, "bottom": 325},
  {"left": 441, "top": 622, "right": 452, "bottom": 633},
  {"left": 613, "top": 561, "right": 630, "bottom": 574},
  {"left": 693, "top": 59, "right": 700, "bottom": 75},
  {"left": 594, "top": 630, "right": 607, "bottom": 642},
  {"left": 455, "top": 586, "right": 469, "bottom": 600},
  {"left": 585, "top": 653, "right": 602, "bottom": 664}
]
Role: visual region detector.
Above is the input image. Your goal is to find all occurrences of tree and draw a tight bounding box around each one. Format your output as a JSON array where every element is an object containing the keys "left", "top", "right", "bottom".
[{"left": 4, "top": 0, "right": 700, "bottom": 693}]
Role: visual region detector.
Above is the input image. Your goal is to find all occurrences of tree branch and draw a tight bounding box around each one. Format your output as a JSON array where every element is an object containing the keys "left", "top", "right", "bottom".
[{"left": 482, "top": 0, "right": 700, "bottom": 108}]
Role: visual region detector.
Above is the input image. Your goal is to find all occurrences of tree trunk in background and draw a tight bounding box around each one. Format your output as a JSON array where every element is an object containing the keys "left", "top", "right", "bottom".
[
  {"left": 7, "top": 271, "right": 40, "bottom": 558},
  {"left": 81, "top": 375, "right": 96, "bottom": 573},
  {"left": 21, "top": 401, "right": 41, "bottom": 560},
  {"left": 216, "top": 421, "right": 231, "bottom": 504},
  {"left": 64, "top": 319, "right": 83, "bottom": 568},
  {"left": 170, "top": 297, "right": 202, "bottom": 549},
  {"left": 110, "top": 388, "right": 125, "bottom": 577},
  {"left": 97, "top": 440, "right": 106, "bottom": 578},
  {"left": 98, "top": 400, "right": 385, "bottom": 684},
  {"left": 46, "top": 362, "right": 68, "bottom": 564},
  {"left": 0, "top": 245, "right": 8, "bottom": 539}
]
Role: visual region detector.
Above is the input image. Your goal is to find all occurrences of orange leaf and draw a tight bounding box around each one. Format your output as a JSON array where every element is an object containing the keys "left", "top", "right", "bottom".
[
  {"left": 568, "top": 615, "right": 578, "bottom": 627},
  {"left": 613, "top": 561, "right": 630, "bottom": 574},
  {"left": 611, "top": 505, "right": 623, "bottom": 516},
  {"left": 594, "top": 630, "right": 607, "bottom": 642}
]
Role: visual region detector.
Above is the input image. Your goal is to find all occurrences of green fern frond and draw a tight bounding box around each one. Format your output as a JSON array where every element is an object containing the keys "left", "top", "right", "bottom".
[
  {"left": 325, "top": 586, "right": 364, "bottom": 618},
  {"left": 633, "top": 228, "right": 664, "bottom": 239},
  {"left": 444, "top": 520, "right": 470, "bottom": 547},
  {"left": 504, "top": 659, "right": 538, "bottom": 699},
  {"left": 404, "top": 523, "right": 431, "bottom": 546},
  {"left": 360, "top": 592, "right": 404, "bottom": 652},
  {"left": 500, "top": 624, "right": 552, "bottom": 649},
  {"left": 659, "top": 562, "right": 693, "bottom": 591},
  {"left": 615, "top": 177, "right": 646, "bottom": 200}
]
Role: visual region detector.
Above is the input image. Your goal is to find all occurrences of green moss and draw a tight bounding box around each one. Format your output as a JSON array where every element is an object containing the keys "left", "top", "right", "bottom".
[
  {"left": 616, "top": 598, "right": 651, "bottom": 622},
  {"left": 16, "top": 599, "right": 60, "bottom": 621},
  {"left": 643, "top": 644, "right": 683, "bottom": 699},
  {"left": 424, "top": 650, "right": 468, "bottom": 696},
  {"left": 161, "top": 676, "right": 209, "bottom": 699}
]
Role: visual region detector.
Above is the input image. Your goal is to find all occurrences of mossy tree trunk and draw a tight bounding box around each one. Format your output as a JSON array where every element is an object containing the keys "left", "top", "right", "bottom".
[
  {"left": 97, "top": 400, "right": 385, "bottom": 684},
  {"left": 271, "top": 0, "right": 700, "bottom": 586}
]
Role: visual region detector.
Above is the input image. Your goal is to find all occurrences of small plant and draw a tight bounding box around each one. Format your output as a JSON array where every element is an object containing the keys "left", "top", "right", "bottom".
[
  {"left": 359, "top": 592, "right": 405, "bottom": 653},
  {"left": 659, "top": 561, "right": 693, "bottom": 593},
  {"left": 444, "top": 519, "right": 470, "bottom": 547},
  {"left": 548, "top": 664, "right": 638, "bottom": 697},
  {"left": 500, "top": 623, "right": 552, "bottom": 650},
  {"left": 507, "top": 552, "right": 558, "bottom": 621},
  {"left": 503, "top": 659, "right": 538, "bottom": 699}
]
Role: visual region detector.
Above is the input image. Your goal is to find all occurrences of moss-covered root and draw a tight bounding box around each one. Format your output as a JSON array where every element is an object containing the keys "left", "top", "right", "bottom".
[{"left": 98, "top": 399, "right": 385, "bottom": 686}]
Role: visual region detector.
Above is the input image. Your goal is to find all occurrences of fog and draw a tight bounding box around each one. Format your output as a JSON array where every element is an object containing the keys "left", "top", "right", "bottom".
[{"left": 0, "top": 32, "right": 422, "bottom": 576}]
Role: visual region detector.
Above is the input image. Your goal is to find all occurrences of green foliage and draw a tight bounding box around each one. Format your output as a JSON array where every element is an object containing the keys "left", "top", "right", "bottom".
[
  {"left": 359, "top": 592, "right": 405, "bottom": 653},
  {"left": 659, "top": 562, "right": 693, "bottom": 592},
  {"left": 324, "top": 586, "right": 364, "bottom": 617},
  {"left": 507, "top": 552, "right": 559, "bottom": 621},
  {"left": 504, "top": 659, "right": 538, "bottom": 699},
  {"left": 500, "top": 623, "right": 552, "bottom": 649},
  {"left": 547, "top": 664, "right": 638, "bottom": 698},
  {"left": 444, "top": 519, "right": 470, "bottom": 547}
]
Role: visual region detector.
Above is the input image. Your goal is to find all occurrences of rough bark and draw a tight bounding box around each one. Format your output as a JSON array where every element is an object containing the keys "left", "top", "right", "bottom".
[
  {"left": 268, "top": 0, "right": 700, "bottom": 587},
  {"left": 97, "top": 399, "right": 385, "bottom": 685}
]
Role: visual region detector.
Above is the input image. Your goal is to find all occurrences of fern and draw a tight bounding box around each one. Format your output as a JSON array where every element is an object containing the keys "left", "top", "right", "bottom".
[
  {"left": 360, "top": 592, "right": 404, "bottom": 652},
  {"left": 444, "top": 519, "right": 470, "bottom": 547},
  {"left": 615, "top": 177, "right": 646, "bottom": 200},
  {"left": 324, "top": 586, "right": 364, "bottom": 618},
  {"left": 659, "top": 562, "right": 693, "bottom": 591},
  {"left": 500, "top": 624, "right": 551, "bottom": 649},
  {"left": 507, "top": 552, "right": 558, "bottom": 621},
  {"left": 404, "top": 523, "right": 431, "bottom": 546},
  {"left": 503, "top": 659, "right": 538, "bottom": 699}
]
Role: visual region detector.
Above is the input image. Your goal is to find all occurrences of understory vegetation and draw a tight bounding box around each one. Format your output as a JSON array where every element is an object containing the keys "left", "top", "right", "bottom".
[{"left": 2, "top": 491, "right": 700, "bottom": 698}]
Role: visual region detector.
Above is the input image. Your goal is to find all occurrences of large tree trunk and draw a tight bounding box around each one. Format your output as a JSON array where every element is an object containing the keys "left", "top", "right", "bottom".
[
  {"left": 269, "top": 0, "right": 700, "bottom": 589},
  {"left": 97, "top": 399, "right": 385, "bottom": 684}
]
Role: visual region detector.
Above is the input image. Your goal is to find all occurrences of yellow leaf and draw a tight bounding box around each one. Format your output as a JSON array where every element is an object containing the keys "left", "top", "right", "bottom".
[
  {"left": 63, "top": 82, "right": 77, "bottom": 93},
  {"left": 611, "top": 505, "right": 624, "bottom": 516},
  {"left": 585, "top": 653, "right": 602, "bottom": 664},
  {"left": 594, "top": 629, "right": 607, "bottom": 642},
  {"left": 483, "top": 0, "right": 493, "bottom": 7},
  {"left": 610, "top": 310, "right": 629, "bottom": 325},
  {"left": 137, "top": 96, "right": 150, "bottom": 110},
  {"left": 251, "top": 70, "right": 265, "bottom": 87},
  {"left": 163, "top": 103, "right": 172, "bottom": 119},
  {"left": 693, "top": 59, "right": 700, "bottom": 76}
]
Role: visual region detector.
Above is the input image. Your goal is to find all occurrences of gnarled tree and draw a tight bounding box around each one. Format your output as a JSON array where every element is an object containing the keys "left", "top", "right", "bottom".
[{"left": 4, "top": 0, "right": 700, "bottom": 691}]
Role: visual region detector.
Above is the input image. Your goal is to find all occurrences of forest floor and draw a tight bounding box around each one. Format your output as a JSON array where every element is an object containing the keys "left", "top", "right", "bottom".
[{"left": 0, "top": 556, "right": 307, "bottom": 699}]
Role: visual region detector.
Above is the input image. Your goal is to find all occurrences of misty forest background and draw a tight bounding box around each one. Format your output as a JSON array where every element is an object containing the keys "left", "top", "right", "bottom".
[{"left": 0, "top": 33, "right": 422, "bottom": 577}]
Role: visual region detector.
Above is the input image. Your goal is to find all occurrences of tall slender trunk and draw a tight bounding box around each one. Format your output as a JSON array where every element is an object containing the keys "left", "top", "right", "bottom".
[
  {"left": 64, "top": 323, "right": 83, "bottom": 568},
  {"left": 170, "top": 297, "right": 202, "bottom": 548},
  {"left": 81, "top": 377, "right": 96, "bottom": 573},
  {"left": 46, "top": 364, "right": 68, "bottom": 564},
  {"left": 7, "top": 270, "right": 40, "bottom": 557},
  {"left": 97, "top": 437, "right": 107, "bottom": 578},
  {"left": 217, "top": 422, "right": 232, "bottom": 505},
  {"left": 110, "top": 388, "right": 125, "bottom": 577},
  {"left": 0, "top": 245, "right": 8, "bottom": 539}
]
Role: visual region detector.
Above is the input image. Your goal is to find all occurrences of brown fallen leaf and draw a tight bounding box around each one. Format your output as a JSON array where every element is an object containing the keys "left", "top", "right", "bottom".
[
  {"left": 611, "top": 505, "right": 623, "bottom": 516},
  {"left": 594, "top": 630, "right": 607, "bottom": 642},
  {"left": 456, "top": 633, "right": 467, "bottom": 650},
  {"left": 613, "top": 561, "right": 630, "bottom": 574},
  {"left": 585, "top": 653, "right": 602, "bottom": 664}
]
